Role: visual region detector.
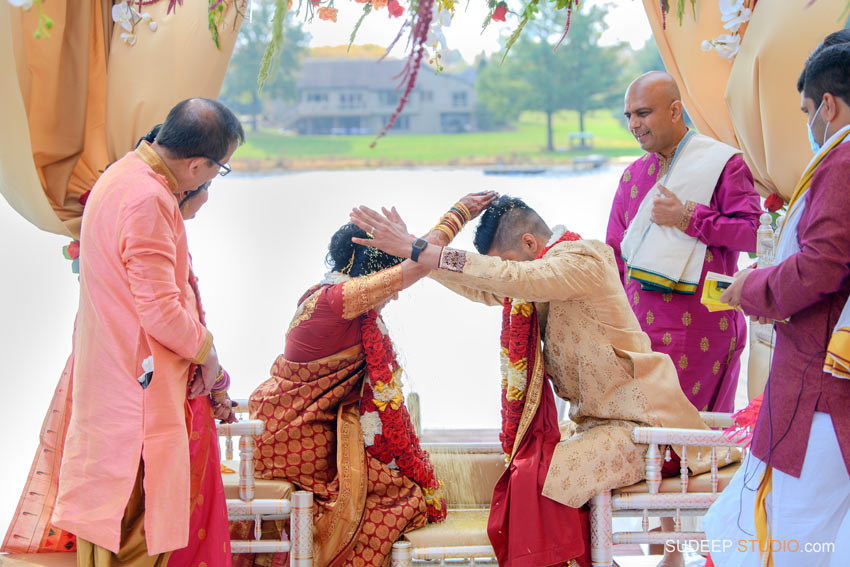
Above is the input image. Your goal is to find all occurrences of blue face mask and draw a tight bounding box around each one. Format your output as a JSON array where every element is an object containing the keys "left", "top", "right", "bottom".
[{"left": 807, "top": 99, "right": 831, "bottom": 154}]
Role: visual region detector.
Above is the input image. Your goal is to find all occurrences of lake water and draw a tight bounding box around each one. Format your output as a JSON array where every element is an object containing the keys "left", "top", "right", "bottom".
[{"left": 0, "top": 165, "right": 749, "bottom": 536}]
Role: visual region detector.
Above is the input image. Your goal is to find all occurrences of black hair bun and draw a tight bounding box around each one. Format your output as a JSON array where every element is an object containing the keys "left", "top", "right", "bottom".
[
  {"left": 327, "top": 223, "right": 366, "bottom": 272},
  {"left": 135, "top": 124, "right": 163, "bottom": 149}
]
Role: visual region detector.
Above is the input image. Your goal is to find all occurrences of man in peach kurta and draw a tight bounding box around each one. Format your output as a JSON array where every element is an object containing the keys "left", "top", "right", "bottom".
[{"left": 52, "top": 98, "right": 244, "bottom": 564}]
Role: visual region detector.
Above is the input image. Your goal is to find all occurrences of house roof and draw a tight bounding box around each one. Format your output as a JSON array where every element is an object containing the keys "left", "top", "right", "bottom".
[{"left": 297, "top": 58, "right": 475, "bottom": 90}]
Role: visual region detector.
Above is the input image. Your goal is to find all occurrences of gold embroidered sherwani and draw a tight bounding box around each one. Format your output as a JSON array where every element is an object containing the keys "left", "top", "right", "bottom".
[{"left": 432, "top": 240, "right": 714, "bottom": 507}]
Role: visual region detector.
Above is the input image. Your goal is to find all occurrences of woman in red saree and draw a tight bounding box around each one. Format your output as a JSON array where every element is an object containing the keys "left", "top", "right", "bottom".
[{"left": 236, "top": 194, "right": 497, "bottom": 567}]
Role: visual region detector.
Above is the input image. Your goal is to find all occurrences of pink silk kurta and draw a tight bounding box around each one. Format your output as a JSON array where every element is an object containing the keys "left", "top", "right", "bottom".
[
  {"left": 606, "top": 153, "right": 761, "bottom": 412},
  {"left": 53, "top": 144, "right": 213, "bottom": 554}
]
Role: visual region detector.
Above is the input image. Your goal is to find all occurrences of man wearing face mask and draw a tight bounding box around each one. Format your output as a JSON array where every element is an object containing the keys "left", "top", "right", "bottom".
[{"left": 704, "top": 43, "right": 850, "bottom": 567}]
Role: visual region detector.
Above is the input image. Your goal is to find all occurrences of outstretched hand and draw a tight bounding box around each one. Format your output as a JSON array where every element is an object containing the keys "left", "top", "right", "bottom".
[
  {"left": 350, "top": 206, "right": 415, "bottom": 259},
  {"left": 459, "top": 191, "right": 499, "bottom": 220}
]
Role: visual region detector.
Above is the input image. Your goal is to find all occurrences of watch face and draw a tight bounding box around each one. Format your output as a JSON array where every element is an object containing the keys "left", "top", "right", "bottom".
[{"left": 411, "top": 238, "right": 427, "bottom": 261}]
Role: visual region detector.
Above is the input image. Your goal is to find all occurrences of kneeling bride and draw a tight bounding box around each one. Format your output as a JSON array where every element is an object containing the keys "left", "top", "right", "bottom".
[{"left": 238, "top": 193, "right": 496, "bottom": 567}]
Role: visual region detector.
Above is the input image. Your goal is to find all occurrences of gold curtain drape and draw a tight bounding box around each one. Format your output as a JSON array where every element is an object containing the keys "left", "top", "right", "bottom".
[
  {"left": 0, "top": 1, "right": 243, "bottom": 238},
  {"left": 644, "top": 0, "right": 849, "bottom": 198}
]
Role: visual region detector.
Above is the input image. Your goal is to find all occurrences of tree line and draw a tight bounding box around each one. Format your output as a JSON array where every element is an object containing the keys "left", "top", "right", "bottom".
[{"left": 220, "top": 2, "right": 664, "bottom": 150}]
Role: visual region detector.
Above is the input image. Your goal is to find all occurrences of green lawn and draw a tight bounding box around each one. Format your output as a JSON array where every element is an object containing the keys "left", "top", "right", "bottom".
[{"left": 232, "top": 110, "right": 641, "bottom": 169}]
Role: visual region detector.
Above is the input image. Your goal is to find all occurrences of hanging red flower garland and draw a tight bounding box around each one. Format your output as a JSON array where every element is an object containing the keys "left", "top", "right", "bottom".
[
  {"left": 359, "top": 311, "right": 446, "bottom": 522},
  {"left": 499, "top": 228, "right": 581, "bottom": 457}
]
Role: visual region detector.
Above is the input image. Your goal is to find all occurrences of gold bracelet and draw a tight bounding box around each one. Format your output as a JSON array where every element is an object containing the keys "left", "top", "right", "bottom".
[
  {"left": 214, "top": 369, "right": 225, "bottom": 383},
  {"left": 431, "top": 224, "right": 456, "bottom": 241},
  {"left": 440, "top": 213, "right": 462, "bottom": 233},
  {"left": 453, "top": 202, "right": 471, "bottom": 222}
]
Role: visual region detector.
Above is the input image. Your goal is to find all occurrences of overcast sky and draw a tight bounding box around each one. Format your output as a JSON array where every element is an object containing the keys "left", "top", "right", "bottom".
[{"left": 272, "top": 0, "right": 654, "bottom": 62}]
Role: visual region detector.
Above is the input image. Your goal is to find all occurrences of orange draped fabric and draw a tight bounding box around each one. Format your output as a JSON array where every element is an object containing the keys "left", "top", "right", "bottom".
[
  {"left": 8, "top": 0, "right": 110, "bottom": 237},
  {"left": 2, "top": 1, "right": 242, "bottom": 237},
  {"left": 643, "top": 0, "right": 850, "bottom": 197}
]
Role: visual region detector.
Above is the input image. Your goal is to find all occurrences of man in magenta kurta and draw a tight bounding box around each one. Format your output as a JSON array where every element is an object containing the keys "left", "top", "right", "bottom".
[
  {"left": 705, "top": 43, "right": 850, "bottom": 566},
  {"left": 606, "top": 72, "right": 761, "bottom": 414},
  {"left": 52, "top": 99, "right": 244, "bottom": 563}
]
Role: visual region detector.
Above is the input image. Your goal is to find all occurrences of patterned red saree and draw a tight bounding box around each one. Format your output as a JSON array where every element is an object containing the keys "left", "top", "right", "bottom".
[{"left": 237, "top": 266, "right": 444, "bottom": 567}]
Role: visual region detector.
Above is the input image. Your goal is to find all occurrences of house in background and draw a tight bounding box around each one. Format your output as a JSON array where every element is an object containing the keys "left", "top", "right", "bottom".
[{"left": 287, "top": 58, "right": 477, "bottom": 135}]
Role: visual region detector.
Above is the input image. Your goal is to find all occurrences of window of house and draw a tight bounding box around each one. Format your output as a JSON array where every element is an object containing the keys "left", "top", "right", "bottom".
[
  {"left": 452, "top": 92, "right": 468, "bottom": 108},
  {"left": 440, "top": 112, "right": 470, "bottom": 133},
  {"left": 382, "top": 115, "right": 410, "bottom": 131},
  {"left": 339, "top": 92, "right": 364, "bottom": 109},
  {"left": 339, "top": 116, "right": 362, "bottom": 134},
  {"left": 419, "top": 90, "right": 434, "bottom": 103},
  {"left": 310, "top": 117, "right": 333, "bottom": 135},
  {"left": 379, "top": 90, "right": 400, "bottom": 106},
  {"left": 305, "top": 92, "right": 328, "bottom": 103}
]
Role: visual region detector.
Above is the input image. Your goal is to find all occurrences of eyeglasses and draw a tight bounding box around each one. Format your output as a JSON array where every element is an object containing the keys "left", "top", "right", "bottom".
[{"left": 205, "top": 156, "right": 232, "bottom": 177}]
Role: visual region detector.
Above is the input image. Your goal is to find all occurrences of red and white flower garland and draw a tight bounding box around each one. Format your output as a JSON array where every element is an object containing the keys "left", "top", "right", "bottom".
[
  {"left": 359, "top": 311, "right": 446, "bottom": 522},
  {"left": 499, "top": 226, "right": 581, "bottom": 457},
  {"left": 499, "top": 298, "right": 535, "bottom": 456}
]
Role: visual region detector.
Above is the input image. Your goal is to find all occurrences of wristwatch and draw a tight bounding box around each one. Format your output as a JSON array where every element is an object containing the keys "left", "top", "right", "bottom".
[{"left": 411, "top": 238, "right": 428, "bottom": 262}]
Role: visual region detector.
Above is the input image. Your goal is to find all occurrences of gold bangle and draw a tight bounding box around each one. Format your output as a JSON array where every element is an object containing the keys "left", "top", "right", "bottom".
[
  {"left": 444, "top": 211, "right": 465, "bottom": 229},
  {"left": 453, "top": 202, "right": 471, "bottom": 222},
  {"left": 432, "top": 224, "right": 456, "bottom": 241},
  {"left": 440, "top": 214, "right": 461, "bottom": 233},
  {"left": 438, "top": 224, "right": 457, "bottom": 239}
]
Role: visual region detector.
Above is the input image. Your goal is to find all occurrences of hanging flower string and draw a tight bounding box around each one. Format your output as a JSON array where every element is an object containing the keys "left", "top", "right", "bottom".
[
  {"left": 359, "top": 311, "right": 446, "bottom": 522},
  {"left": 370, "top": 0, "right": 435, "bottom": 146},
  {"left": 553, "top": 0, "right": 580, "bottom": 52},
  {"left": 208, "top": 0, "right": 228, "bottom": 48}
]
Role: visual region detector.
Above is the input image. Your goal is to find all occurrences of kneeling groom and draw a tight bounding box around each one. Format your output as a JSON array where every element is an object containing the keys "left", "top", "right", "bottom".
[{"left": 351, "top": 196, "right": 717, "bottom": 567}]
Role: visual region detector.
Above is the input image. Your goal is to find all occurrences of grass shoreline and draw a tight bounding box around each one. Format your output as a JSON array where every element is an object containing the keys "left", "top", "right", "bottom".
[
  {"left": 233, "top": 110, "right": 643, "bottom": 172},
  {"left": 232, "top": 153, "right": 641, "bottom": 173}
]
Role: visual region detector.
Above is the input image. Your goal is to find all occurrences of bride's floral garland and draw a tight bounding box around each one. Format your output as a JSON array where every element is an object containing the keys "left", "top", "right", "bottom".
[
  {"left": 359, "top": 311, "right": 446, "bottom": 522},
  {"left": 499, "top": 226, "right": 581, "bottom": 457}
]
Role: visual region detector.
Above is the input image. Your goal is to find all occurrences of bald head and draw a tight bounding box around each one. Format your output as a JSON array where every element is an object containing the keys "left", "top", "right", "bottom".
[
  {"left": 624, "top": 71, "right": 688, "bottom": 155},
  {"left": 627, "top": 71, "right": 681, "bottom": 104}
]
